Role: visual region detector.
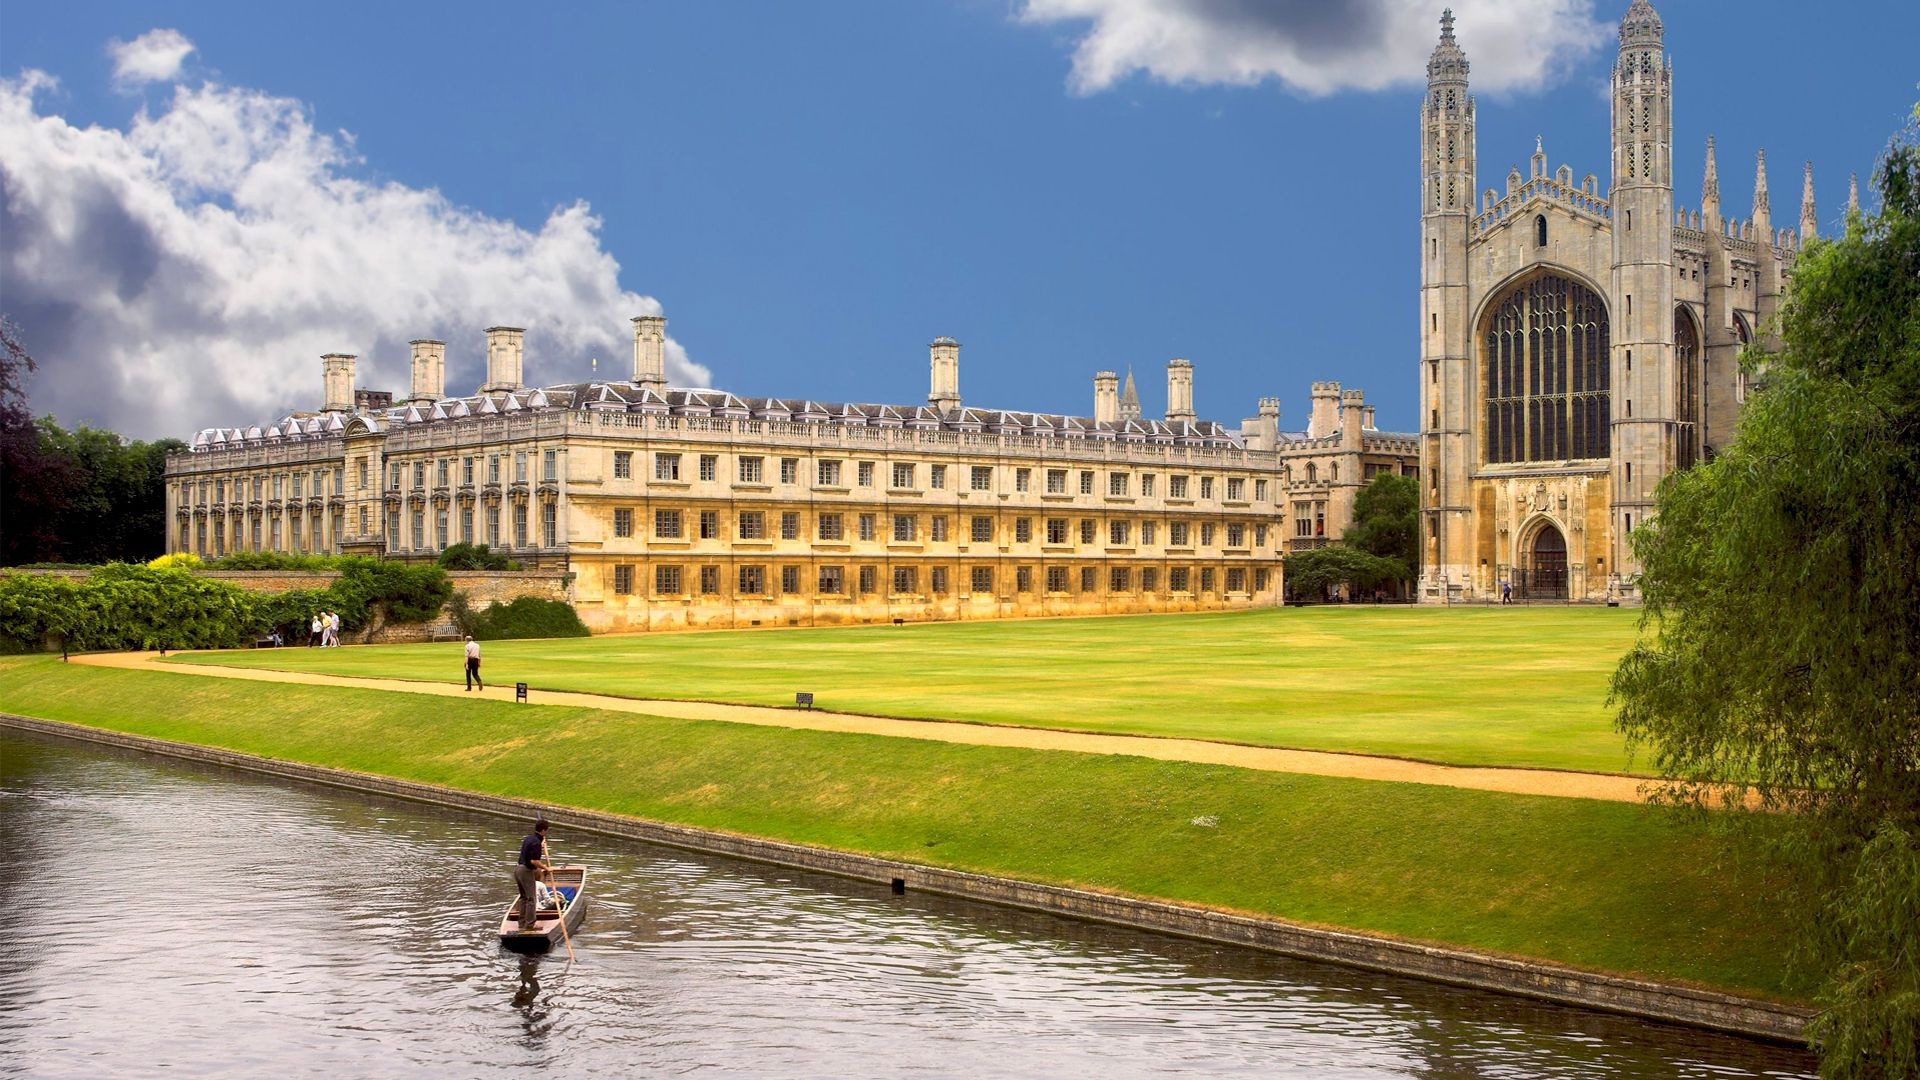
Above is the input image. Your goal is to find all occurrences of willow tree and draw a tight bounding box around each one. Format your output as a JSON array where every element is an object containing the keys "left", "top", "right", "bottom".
[{"left": 1612, "top": 114, "right": 1918, "bottom": 1078}]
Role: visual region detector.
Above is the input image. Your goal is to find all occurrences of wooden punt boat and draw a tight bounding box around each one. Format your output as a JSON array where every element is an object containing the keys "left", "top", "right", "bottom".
[{"left": 498, "top": 866, "right": 587, "bottom": 954}]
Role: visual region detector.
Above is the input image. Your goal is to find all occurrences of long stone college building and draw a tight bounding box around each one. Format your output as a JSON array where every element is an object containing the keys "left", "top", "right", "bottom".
[
  {"left": 1418, "top": 1, "right": 1825, "bottom": 602},
  {"left": 164, "top": 319, "right": 1416, "bottom": 632}
]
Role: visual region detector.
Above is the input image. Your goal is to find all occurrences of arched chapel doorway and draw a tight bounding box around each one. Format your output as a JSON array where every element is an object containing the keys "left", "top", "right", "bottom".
[{"left": 1519, "top": 523, "right": 1569, "bottom": 599}]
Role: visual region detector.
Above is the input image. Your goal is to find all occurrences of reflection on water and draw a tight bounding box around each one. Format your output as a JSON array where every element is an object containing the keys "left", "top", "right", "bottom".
[{"left": 0, "top": 731, "right": 1815, "bottom": 1078}]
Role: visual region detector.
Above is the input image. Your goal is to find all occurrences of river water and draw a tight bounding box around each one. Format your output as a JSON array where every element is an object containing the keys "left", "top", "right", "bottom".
[{"left": 0, "top": 731, "right": 1815, "bottom": 1078}]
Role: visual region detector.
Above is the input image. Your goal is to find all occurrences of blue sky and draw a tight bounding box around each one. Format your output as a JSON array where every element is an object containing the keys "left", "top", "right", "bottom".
[{"left": 2, "top": 1, "right": 1914, "bottom": 438}]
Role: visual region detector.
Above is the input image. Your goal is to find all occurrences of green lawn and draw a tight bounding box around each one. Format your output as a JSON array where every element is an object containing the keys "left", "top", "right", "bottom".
[
  {"left": 173, "top": 606, "right": 1649, "bottom": 773},
  {"left": 0, "top": 654, "right": 1803, "bottom": 1000}
]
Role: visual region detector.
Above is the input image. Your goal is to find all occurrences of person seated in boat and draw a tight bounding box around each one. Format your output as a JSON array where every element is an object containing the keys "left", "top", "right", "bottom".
[{"left": 513, "top": 817, "right": 550, "bottom": 931}]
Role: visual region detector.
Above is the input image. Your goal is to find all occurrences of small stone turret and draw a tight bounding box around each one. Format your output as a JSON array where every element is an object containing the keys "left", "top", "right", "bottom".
[
  {"left": 408, "top": 339, "right": 445, "bottom": 404},
  {"left": 632, "top": 315, "right": 667, "bottom": 392},
  {"left": 1164, "top": 359, "right": 1195, "bottom": 425},
  {"left": 483, "top": 327, "right": 525, "bottom": 394},
  {"left": 321, "top": 353, "right": 356, "bottom": 414},
  {"left": 1307, "top": 381, "right": 1341, "bottom": 439},
  {"left": 928, "top": 336, "right": 960, "bottom": 411},
  {"left": 1339, "top": 388, "right": 1367, "bottom": 450},
  {"left": 1093, "top": 371, "right": 1120, "bottom": 423}
]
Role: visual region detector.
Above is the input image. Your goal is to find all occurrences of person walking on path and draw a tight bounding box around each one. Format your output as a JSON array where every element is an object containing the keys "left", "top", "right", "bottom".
[
  {"left": 513, "top": 818, "right": 550, "bottom": 930},
  {"left": 326, "top": 611, "right": 341, "bottom": 647},
  {"left": 464, "top": 636, "right": 483, "bottom": 691},
  {"left": 1501, "top": 580, "right": 1512, "bottom": 605},
  {"left": 308, "top": 614, "right": 322, "bottom": 647}
]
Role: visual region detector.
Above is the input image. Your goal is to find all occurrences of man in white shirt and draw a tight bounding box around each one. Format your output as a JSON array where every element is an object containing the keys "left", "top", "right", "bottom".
[
  {"left": 309, "top": 614, "right": 322, "bottom": 647},
  {"left": 464, "top": 636, "right": 483, "bottom": 691}
]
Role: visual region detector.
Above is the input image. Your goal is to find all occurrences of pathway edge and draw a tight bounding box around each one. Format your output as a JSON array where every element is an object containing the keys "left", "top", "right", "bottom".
[{"left": 0, "top": 711, "right": 1812, "bottom": 1046}]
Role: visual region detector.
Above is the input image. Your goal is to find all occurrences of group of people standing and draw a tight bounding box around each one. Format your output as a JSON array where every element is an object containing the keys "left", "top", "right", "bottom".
[{"left": 308, "top": 612, "right": 343, "bottom": 647}]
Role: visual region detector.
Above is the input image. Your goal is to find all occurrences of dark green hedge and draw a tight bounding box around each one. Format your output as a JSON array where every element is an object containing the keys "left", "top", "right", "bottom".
[{"left": 448, "top": 594, "right": 589, "bottom": 640}]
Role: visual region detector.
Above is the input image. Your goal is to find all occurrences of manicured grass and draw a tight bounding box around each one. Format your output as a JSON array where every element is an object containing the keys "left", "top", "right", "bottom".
[
  {"left": 174, "top": 606, "right": 1648, "bottom": 773},
  {"left": 0, "top": 654, "right": 1801, "bottom": 1000}
]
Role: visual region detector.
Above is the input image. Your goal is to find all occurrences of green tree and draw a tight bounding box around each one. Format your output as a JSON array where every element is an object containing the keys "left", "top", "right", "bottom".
[
  {"left": 1282, "top": 546, "right": 1405, "bottom": 601},
  {"left": 436, "top": 542, "right": 519, "bottom": 570},
  {"left": 1344, "top": 473, "right": 1418, "bottom": 581},
  {"left": 1611, "top": 114, "right": 1919, "bottom": 1078}
]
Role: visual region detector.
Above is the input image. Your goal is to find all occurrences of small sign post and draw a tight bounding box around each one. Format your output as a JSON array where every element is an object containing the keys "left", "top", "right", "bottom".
[
  {"left": 795, "top": 692, "right": 814, "bottom": 710},
  {"left": 515, "top": 682, "right": 529, "bottom": 703}
]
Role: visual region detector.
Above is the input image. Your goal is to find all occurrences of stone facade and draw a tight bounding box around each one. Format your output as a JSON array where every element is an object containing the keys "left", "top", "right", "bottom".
[
  {"left": 1418, "top": 1, "right": 1808, "bottom": 602},
  {"left": 165, "top": 323, "right": 1416, "bottom": 632}
]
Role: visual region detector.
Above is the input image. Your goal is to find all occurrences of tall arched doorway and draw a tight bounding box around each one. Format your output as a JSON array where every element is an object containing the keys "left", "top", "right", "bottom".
[{"left": 1519, "top": 523, "right": 1569, "bottom": 599}]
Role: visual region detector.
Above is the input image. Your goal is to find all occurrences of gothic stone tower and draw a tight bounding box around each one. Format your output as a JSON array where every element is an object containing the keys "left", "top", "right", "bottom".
[{"left": 1415, "top": 0, "right": 1808, "bottom": 603}]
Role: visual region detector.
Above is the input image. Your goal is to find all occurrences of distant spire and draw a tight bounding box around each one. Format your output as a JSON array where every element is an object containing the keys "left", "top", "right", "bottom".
[
  {"left": 1702, "top": 136, "right": 1720, "bottom": 222},
  {"left": 1800, "top": 161, "right": 1818, "bottom": 241},
  {"left": 1619, "top": 0, "right": 1663, "bottom": 49},
  {"left": 1848, "top": 173, "right": 1860, "bottom": 214},
  {"left": 1427, "top": 8, "right": 1468, "bottom": 86},
  {"left": 1119, "top": 368, "right": 1140, "bottom": 421},
  {"left": 1752, "top": 149, "right": 1770, "bottom": 230}
]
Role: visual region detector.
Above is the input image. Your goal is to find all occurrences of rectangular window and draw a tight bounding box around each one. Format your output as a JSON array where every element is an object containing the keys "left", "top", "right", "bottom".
[
  {"left": 1227, "top": 523, "right": 1245, "bottom": 547},
  {"left": 699, "top": 511, "right": 719, "bottom": 539},
  {"left": 970, "top": 516, "right": 993, "bottom": 543},
  {"left": 857, "top": 461, "right": 875, "bottom": 487},
  {"left": 1255, "top": 568, "right": 1270, "bottom": 592},
  {"left": 412, "top": 510, "right": 425, "bottom": 549},
  {"left": 655, "top": 565, "right": 683, "bottom": 594},
  {"left": 1200, "top": 477, "right": 1215, "bottom": 500},
  {"left": 1200, "top": 568, "right": 1216, "bottom": 593},
  {"left": 655, "top": 453, "right": 682, "bottom": 481},
  {"left": 1141, "top": 521, "right": 1157, "bottom": 545},
  {"left": 930, "top": 516, "right": 949, "bottom": 542},
  {"left": 613, "top": 565, "right": 635, "bottom": 595},
  {"left": 1016, "top": 566, "right": 1033, "bottom": 593},
  {"left": 271, "top": 517, "right": 283, "bottom": 551},
  {"left": 818, "top": 459, "right": 842, "bottom": 486},
  {"left": 858, "top": 565, "right": 877, "bottom": 594},
  {"left": 1109, "top": 520, "right": 1129, "bottom": 545},
  {"left": 1141, "top": 567, "right": 1158, "bottom": 593},
  {"left": 515, "top": 453, "right": 527, "bottom": 483},
  {"left": 818, "top": 513, "right": 844, "bottom": 541},
  {"left": 1110, "top": 567, "right": 1131, "bottom": 592},
  {"left": 1170, "top": 566, "right": 1190, "bottom": 592},
  {"left": 1015, "top": 468, "right": 1031, "bottom": 493},
  {"left": 930, "top": 567, "right": 948, "bottom": 594},
  {"left": 1080, "top": 567, "right": 1097, "bottom": 593},
  {"left": 892, "top": 514, "right": 916, "bottom": 542},
  {"left": 1201, "top": 523, "right": 1216, "bottom": 546},
  {"left": 970, "top": 566, "right": 992, "bottom": 594},
  {"left": 542, "top": 501, "right": 557, "bottom": 547},
  {"left": 1141, "top": 473, "right": 1156, "bottom": 497},
  {"left": 488, "top": 456, "right": 501, "bottom": 484},
  {"left": 1046, "top": 518, "right": 1068, "bottom": 544},
  {"left": 891, "top": 462, "right": 915, "bottom": 489},
  {"left": 818, "top": 566, "right": 844, "bottom": 594},
  {"left": 1254, "top": 479, "right": 1268, "bottom": 501},
  {"left": 739, "top": 456, "right": 763, "bottom": 483},
  {"left": 1108, "top": 472, "right": 1128, "bottom": 496},
  {"left": 780, "top": 458, "right": 799, "bottom": 484},
  {"left": 970, "top": 465, "right": 992, "bottom": 491},
  {"left": 435, "top": 460, "right": 448, "bottom": 487},
  {"left": 487, "top": 506, "right": 500, "bottom": 546},
  {"left": 858, "top": 513, "right": 876, "bottom": 541},
  {"left": 699, "top": 454, "right": 718, "bottom": 482},
  {"left": 1047, "top": 566, "right": 1069, "bottom": 593},
  {"left": 1079, "top": 520, "right": 1095, "bottom": 544},
  {"left": 1046, "top": 469, "right": 1067, "bottom": 494},
  {"left": 781, "top": 565, "right": 801, "bottom": 593},
  {"left": 700, "top": 566, "right": 720, "bottom": 595},
  {"left": 436, "top": 508, "right": 449, "bottom": 550},
  {"left": 543, "top": 450, "right": 557, "bottom": 482},
  {"left": 930, "top": 464, "right": 946, "bottom": 490},
  {"left": 290, "top": 475, "right": 301, "bottom": 498},
  {"left": 739, "top": 565, "right": 766, "bottom": 595},
  {"left": 738, "top": 511, "right": 766, "bottom": 540},
  {"left": 464, "top": 456, "right": 476, "bottom": 485},
  {"left": 613, "top": 452, "right": 632, "bottom": 479},
  {"left": 1254, "top": 525, "right": 1267, "bottom": 547},
  {"left": 461, "top": 506, "right": 474, "bottom": 545},
  {"left": 1079, "top": 470, "right": 1094, "bottom": 495},
  {"left": 654, "top": 509, "right": 683, "bottom": 538},
  {"left": 1170, "top": 475, "right": 1189, "bottom": 499},
  {"left": 358, "top": 460, "right": 369, "bottom": 490},
  {"left": 1226, "top": 568, "right": 1247, "bottom": 593},
  {"left": 781, "top": 512, "right": 800, "bottom": 540},
  {"left": 1014, "top": 518, "right": 1032, "bottom": 543},
  {"left": 614, "top": 508, "right": 634, "bottom": 538},
  {"left": 414, "top": 462, "right": 426, "bottom": 488},
  {"left": 1170, "top": 522, "right": 1190, "bottom": 546},
  {"left": 892, "top": 566, "right": 916, "bottom": 595},
  {"left": 1226, "top": 477, "right": 1245, "bottom": 501}
]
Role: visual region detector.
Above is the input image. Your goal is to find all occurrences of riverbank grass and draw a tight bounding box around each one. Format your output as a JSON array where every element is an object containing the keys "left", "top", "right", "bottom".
[
  {"left": 168, "top": 606, "right": 1646, "bottom": 773},
  {"left": 0, "top": 654, "right": 1803, "bottom": 1001}
]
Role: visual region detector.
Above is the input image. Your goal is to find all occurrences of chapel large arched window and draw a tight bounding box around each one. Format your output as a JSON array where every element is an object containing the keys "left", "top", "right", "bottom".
[
  {"left": 1675, "top": 309, "right": 1700, "bottom": 468},
  {"left": 1483, "top": 274, "right": 1610, "bottom": 463}
]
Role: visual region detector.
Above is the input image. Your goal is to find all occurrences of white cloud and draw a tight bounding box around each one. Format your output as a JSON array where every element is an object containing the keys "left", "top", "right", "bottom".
[
  {"left": 0, "top": 66, "right": 706, "bottom": 438},
  {"left": 1018, "top": 0, "right": 1611, "bottom": 96},
  {"left": 108, "top": 28, "right": 196, "bottom": 88}
]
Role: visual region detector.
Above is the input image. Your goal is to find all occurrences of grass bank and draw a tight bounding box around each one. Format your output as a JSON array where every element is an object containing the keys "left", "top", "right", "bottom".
[
  {"left": 0, "top": 654, "right": 1800, "bottom": 1001},
  {"left": 173, "top": 606, "right": 1646, "bottom": 773}
]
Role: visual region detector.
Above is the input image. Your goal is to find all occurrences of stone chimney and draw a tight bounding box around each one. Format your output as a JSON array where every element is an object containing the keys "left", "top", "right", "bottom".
[
  {"left": 1340, "top": 388, "right": 1366, "bottom": 450},
  {"left": 1093, "top": 371, "right": 1120, "bottom": 423},
  {"left": 928, "top": 336, "right": 960, "bottom": 411},
  {"left": 484, "top": 327, "right": 525, "bottom": 394},
  {"left": 1165, "top": 359, "right": 1195, "bottom": 425},
  {"left": 321, "top": 353, "right": 356, "bottom": 414},
  {"left": 1242, "top": 396, "right": 1282, "bottom": 451},
  {"left": 631, "top": 315, "right": 667, "bottom": 392},
  {"left": 1363, "top": 405, "right": 1376, "bottom": 430},
  {"left": 1307, "top": 381, "right": 1341, "bottom": 439},
  {"left": 408, "top": 339, "right": 445, "bottom": 404}
]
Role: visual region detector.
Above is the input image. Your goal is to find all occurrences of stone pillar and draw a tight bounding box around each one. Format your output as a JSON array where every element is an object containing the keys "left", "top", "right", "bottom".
[{"left": 484, "top": 327, "right": 525, "bottom": 393}]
